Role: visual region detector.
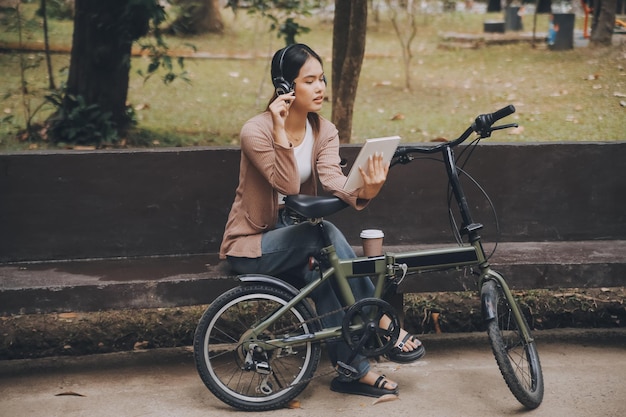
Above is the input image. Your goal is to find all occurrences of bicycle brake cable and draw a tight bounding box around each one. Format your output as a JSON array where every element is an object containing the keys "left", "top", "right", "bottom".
[{"left": 447, "top": 137, "right": 500, "bottom": 259}]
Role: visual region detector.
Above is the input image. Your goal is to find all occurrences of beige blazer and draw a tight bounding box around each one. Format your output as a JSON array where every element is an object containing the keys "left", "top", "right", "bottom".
[{"left": 219, "top": 112, "right": 366, "bottom": 259}]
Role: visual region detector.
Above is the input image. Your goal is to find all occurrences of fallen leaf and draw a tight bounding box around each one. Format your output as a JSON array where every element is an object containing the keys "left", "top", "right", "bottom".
[
  {"left": 372, "top": 394, "right": 399, "bottom": 405},
  {"left": 391, "top": 113, "right": 405, "bottom": 121},
  {"left": 287, "top": 399, "right": 301, "bottom": 409},
  {"left": 55, "top": 391, "right": 85, "bottom": 397},
  {"left": 58, "top": 312, "right": 78, "bottom": 319},
  {"left": 550, "top": 89, "right": 568, "bottom": 97},
  {"left": 432, "top": 311, "right": 442, "bottom": 334},
  {"left": 134, "top": 341, "right": 150, "bottom": 350}
]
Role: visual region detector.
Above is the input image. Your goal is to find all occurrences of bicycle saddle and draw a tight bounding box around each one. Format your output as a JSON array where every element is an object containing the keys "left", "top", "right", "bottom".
[{"left": 284, "top": 195, "right": 348, "bottom": 219}]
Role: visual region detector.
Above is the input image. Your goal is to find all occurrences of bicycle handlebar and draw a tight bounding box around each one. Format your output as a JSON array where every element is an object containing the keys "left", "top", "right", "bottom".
[
  {"left": 392, "top": 105, "right": 517, "bottom": 161},
  {"left": 472, "top": 104, "right": 515, "bottom": 137}
]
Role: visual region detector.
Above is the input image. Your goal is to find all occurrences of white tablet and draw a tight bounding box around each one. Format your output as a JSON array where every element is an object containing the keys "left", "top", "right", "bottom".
[{"left": 343, "top": 136, "right": 401, "bottom": 191}]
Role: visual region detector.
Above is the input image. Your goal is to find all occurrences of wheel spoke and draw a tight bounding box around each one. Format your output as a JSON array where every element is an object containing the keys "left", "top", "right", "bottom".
[
  {"left": 194, "top": 286, "right": 321, "bottom": 410},
  {"left": 484, "top": 279, "right": 544, "bottom": 409}
]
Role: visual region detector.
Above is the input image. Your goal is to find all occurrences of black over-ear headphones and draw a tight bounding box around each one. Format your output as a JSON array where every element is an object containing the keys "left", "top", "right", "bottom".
[
  {"left": 272, "top": 45, "right": 294, "bottom": 95},
  {"left": 272, "top": 44, "right": 328, "bottom": 95}
]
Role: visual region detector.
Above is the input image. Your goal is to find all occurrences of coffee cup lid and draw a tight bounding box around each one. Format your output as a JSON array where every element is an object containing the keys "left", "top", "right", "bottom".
[{"left": 360, "top": 229, "right": 384, "bottom": 239}]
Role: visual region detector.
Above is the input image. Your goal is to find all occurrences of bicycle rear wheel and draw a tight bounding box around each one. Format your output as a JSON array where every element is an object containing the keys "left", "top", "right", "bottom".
[
  {"left": 482, "top": 279, "right": 544, "bottom": 409},
  {"left": 193, "top": 284, "right": 321, "bottom": 411}
]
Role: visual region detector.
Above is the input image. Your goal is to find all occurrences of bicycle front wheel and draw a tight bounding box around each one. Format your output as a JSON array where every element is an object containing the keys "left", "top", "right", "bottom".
[
  {"left": 482, "top": 279, "right": 544, "bottom": 409},
  {"left": 193, "top": 284, "right": 322, "bottom": 411}
]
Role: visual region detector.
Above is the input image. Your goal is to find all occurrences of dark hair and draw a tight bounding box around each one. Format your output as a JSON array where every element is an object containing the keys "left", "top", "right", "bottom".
[{"left": 267, "top": 44, "right": 323, "bottom": 134}]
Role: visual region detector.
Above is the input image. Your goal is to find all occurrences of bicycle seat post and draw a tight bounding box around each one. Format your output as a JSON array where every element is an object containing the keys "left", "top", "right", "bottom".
[
  {"left": 313, "top": 219, "right": 358, "bottom": 307},
  {"left": 315, "top": 220, "right": 333, "bottom": 247}
]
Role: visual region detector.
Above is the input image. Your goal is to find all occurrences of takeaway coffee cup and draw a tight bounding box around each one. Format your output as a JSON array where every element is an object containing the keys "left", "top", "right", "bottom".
[{"left": 360, "top": 229, "right": 384, "bottom": 256}]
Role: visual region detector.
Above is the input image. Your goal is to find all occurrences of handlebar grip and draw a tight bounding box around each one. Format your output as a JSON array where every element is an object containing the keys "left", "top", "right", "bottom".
[
  {"left": 473, "top": 104, "right": 515, "bottom": 136},
  {"left": 490, "top": 105, "right": 516, "bottom": 124}
]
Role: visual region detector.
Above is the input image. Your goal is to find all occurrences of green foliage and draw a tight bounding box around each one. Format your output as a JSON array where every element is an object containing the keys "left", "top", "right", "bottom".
[
  {"left": 0, "top": 4, "right": 39, "bottom": 34},
  {"left": 276, "top": 17, "right": 311, "bottom": 45},
  {"left": 135, "top": 0, "right": 191, "bottom": 84},
  {"left": 36, "top": 0, "right": 74, "bottom": 21},
  {"left": 227, "top": 0, "right": 313, "bottom": 45},
  {"left": 3, "top": 2, "right": 55, "bottom": 143},
  {"left": 137, "top": 43, "right": 191, "bottom": 85},
  {"left": 45, "top": 92, "right": 119, "bottom": 147}
]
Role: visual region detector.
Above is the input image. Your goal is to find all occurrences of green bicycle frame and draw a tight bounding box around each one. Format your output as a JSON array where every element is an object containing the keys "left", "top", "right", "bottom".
[{"left": 245, "top": 232, "right": 532, "bottom": 353}]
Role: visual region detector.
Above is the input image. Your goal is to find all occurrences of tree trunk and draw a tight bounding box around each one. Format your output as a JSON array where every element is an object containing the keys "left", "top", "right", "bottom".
[
  {"left": 331, "top": 0, "right": 367, "bottom": 144},
  {"left": 590, "top": 0, "right": 616, "bottom": 46},
  {"left": 170, "top": 0, "right": 224, "bottom": 35},
  {"left": 62, "top": 0, "right": 151, "bottom": 134}
]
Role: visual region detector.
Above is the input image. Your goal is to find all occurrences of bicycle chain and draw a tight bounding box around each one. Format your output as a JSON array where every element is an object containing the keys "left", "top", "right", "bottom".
[{"left": 273, "top": 302, "right": 349, "bottom": 336}]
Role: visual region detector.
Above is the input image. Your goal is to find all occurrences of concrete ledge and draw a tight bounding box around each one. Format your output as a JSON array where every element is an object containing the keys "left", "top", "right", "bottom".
[
  {"left": 1, "top": 143, "right": 624, "bottom": 314},
  {"left": 1, "top": 241, "right": 624, "bottom": 315},
  {"left": 3, "top": 142, "right": 625, "bottom": 263},
  {"left": 0, "top": 254, "right": 233, "bottom": 315},
  {"left": 395, "top": 240, "right": 626, "bottom": 293}
]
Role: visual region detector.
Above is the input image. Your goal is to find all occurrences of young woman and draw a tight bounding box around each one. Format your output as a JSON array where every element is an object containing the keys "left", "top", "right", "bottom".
[{"left": 219, "top": 43, "right": 424, "bottom": 398}]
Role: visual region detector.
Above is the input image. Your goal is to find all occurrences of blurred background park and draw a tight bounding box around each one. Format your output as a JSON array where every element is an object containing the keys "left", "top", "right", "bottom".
[{"left": 1, "top": 0, "right": 624, "bottom": 150}]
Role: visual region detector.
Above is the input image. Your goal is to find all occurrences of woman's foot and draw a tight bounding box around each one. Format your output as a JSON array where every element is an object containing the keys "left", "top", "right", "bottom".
[
  {"left": 379, "top": 315, "right": 426, "bottom": 363},
  {"left": 379, "top": 316, "right": 422, "bottom": 353},
  {"left": 360, "top": 371, "right": 398, "bottom": 391},
  {"left": 395, "top": 328, "right": 423, "bottom": 353},
  {"left": 330, "top": 371, "right": 399, "bottom": 398},
  {"left": 386, "top": 329, "right": 426, "bottom": 363}
]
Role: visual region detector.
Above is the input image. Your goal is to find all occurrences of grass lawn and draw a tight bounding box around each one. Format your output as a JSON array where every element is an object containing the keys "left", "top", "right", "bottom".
[{"left": 1, "top": 3, "right": 625, "bottom": 150}]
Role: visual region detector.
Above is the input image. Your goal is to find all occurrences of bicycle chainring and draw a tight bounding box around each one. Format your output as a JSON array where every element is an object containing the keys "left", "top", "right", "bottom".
[{"left": 341, "top": 298, "right": 400, "bottom": 357}]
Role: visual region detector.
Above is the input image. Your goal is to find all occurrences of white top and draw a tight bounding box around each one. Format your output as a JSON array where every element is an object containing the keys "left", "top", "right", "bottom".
[{"left": 278, "top": 120, "right": 314, "bottom": 205}]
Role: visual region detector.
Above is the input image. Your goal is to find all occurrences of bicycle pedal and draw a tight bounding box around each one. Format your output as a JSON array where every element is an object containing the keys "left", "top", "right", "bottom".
[{"left": 335, "top": 361, "right": 358, "bottom": 378}]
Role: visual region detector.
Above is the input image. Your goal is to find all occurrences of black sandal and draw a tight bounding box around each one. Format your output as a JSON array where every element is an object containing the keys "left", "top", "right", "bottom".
[
  {"left": 330, "top": 375, "right": 399, "bottom": 398},
  {"left": 385, "top": 332, "right": 426, "bottom": 363}
]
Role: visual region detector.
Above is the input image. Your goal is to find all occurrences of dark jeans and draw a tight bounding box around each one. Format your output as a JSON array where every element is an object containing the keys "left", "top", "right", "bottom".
[{"left": 227, "top": 209, "right": 374, "bottom": 381}]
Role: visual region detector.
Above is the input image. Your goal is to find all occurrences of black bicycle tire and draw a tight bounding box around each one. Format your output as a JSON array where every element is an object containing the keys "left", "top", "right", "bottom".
[
  {"left": 193, "top": 284, "right": 321, "bottom": 411},
  {"left": 483, "top": 279, "right": 544, "bottom": 409}
]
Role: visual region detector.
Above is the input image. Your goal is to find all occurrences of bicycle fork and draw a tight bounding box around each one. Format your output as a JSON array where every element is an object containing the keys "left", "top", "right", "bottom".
[{"left": 480, "top": 268, "right": 534, "bottom": 343}]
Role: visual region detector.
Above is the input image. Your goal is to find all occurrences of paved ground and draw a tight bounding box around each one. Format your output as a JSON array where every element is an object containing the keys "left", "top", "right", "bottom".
[{"left": 1, "top": 330, "right": 624, "bottom": 417}]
